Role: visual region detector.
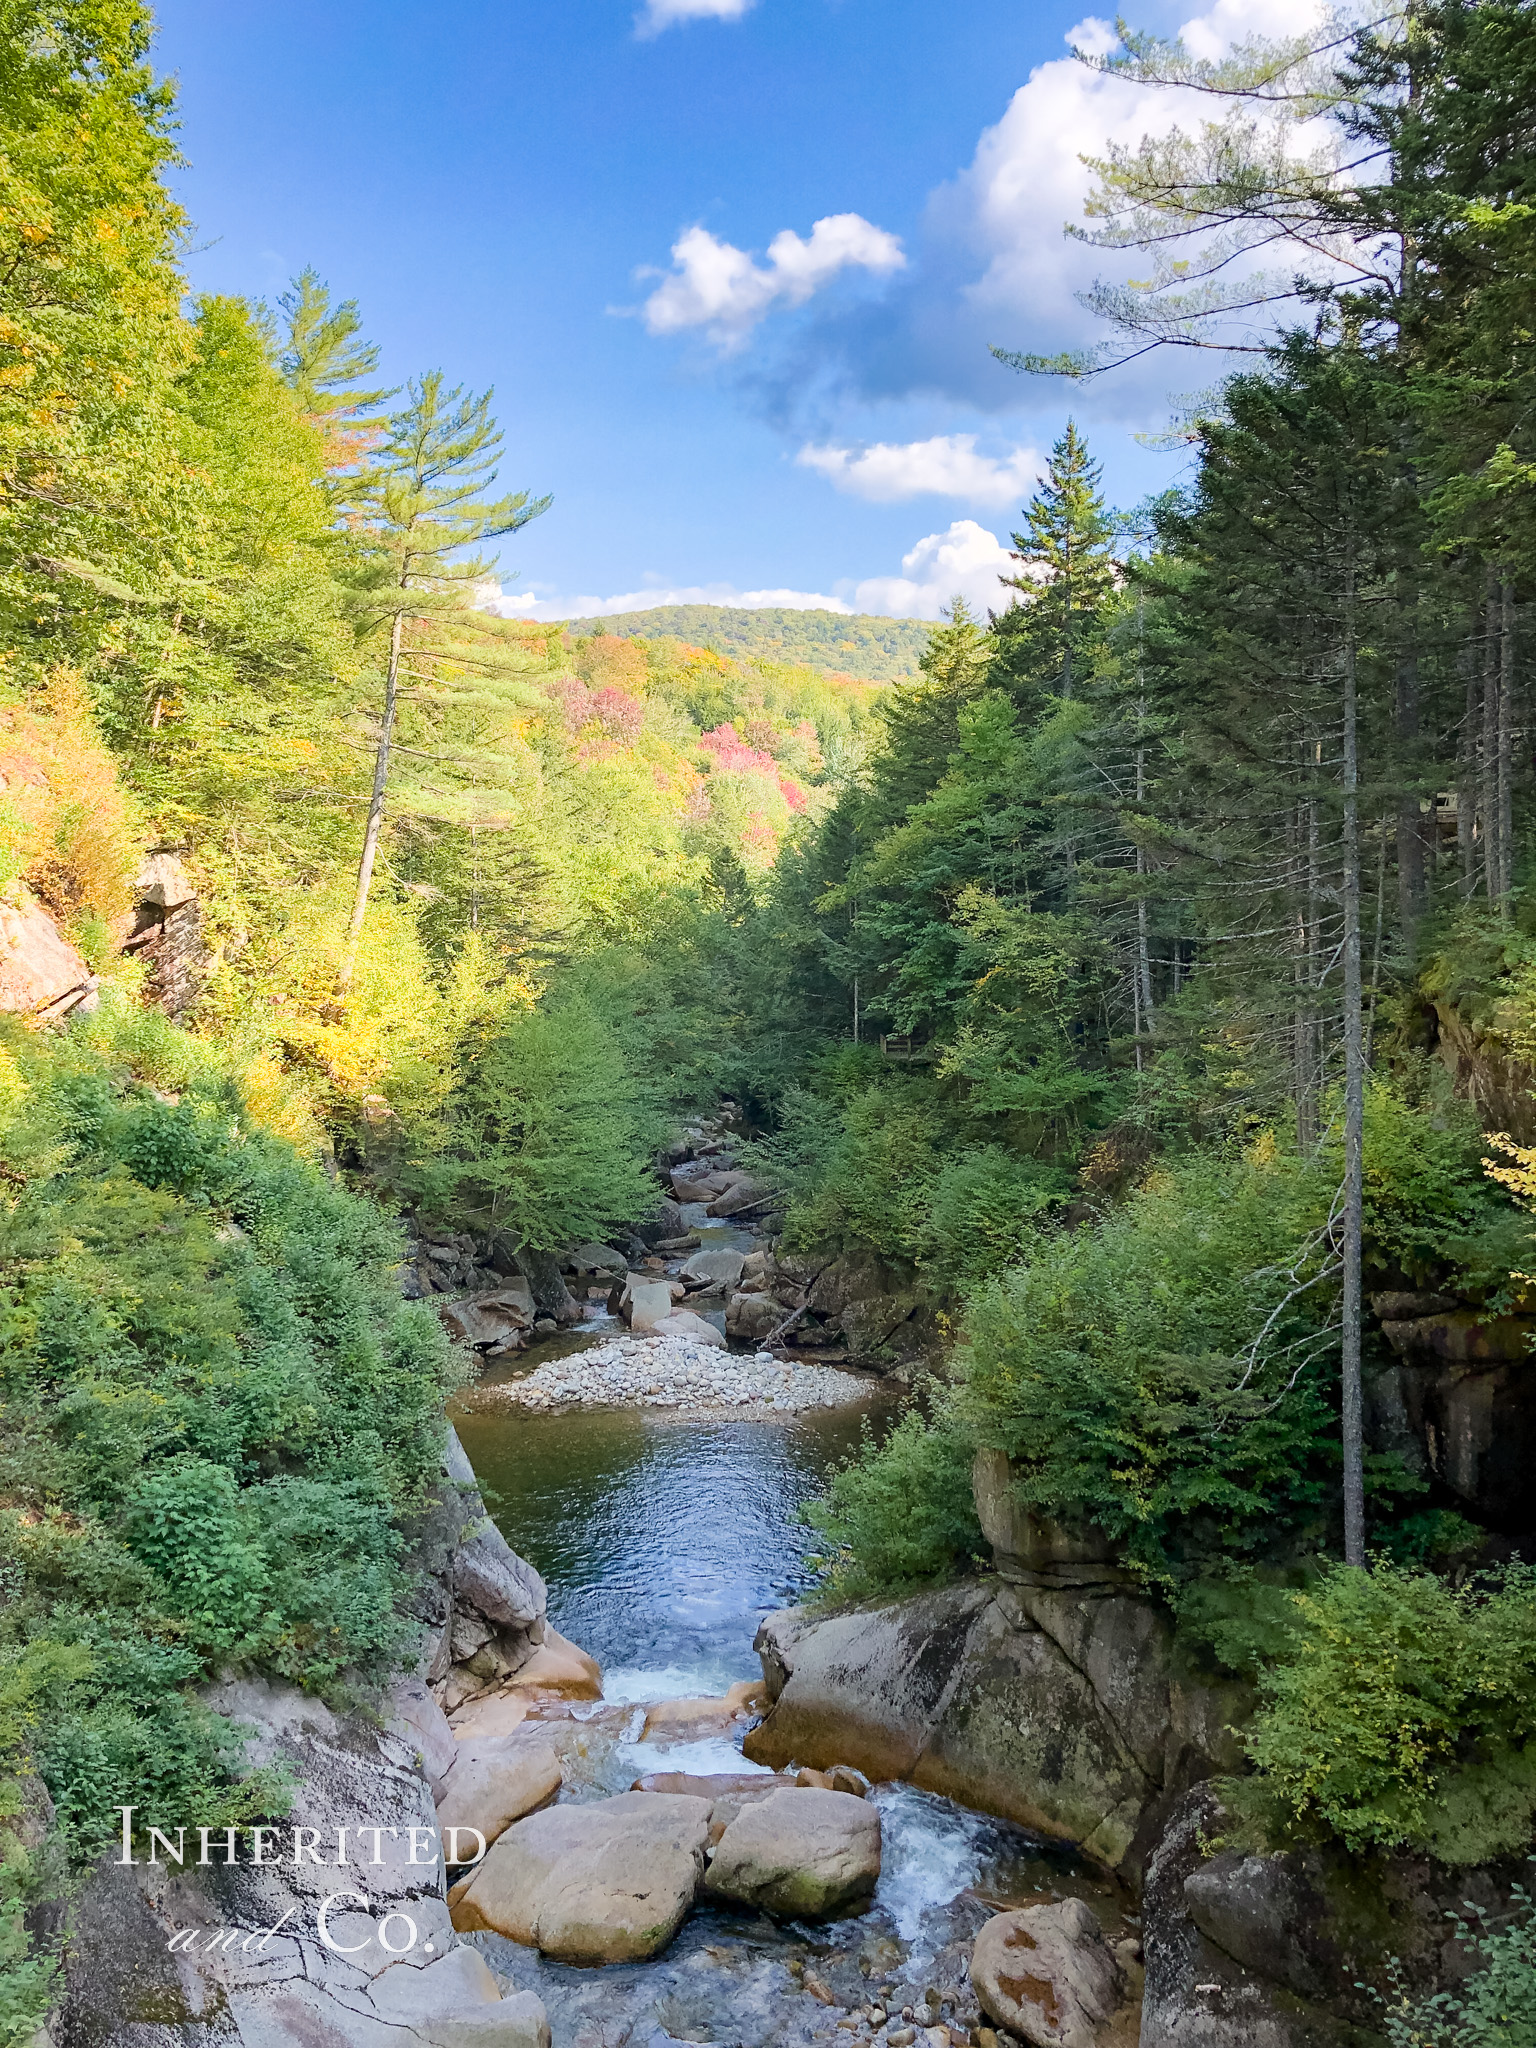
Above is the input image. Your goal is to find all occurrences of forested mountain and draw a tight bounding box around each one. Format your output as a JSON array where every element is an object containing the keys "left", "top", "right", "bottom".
[
  {"left": 4, "top": 0, "right": 1536, "bottom": 2034},
  {"left": 563, "top": 606, "right": 930, "bottom": 680}
]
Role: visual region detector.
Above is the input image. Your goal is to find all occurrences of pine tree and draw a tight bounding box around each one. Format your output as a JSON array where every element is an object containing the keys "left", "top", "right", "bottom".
[
  {"left": 276, "top": 268, "right": 393, "bottom": 475},
  {"left": 339, "top": 374, "right": 550, "bottom": 989},
  {"left": 994, "top": 423, "right": 1117, "bottom": 701}
]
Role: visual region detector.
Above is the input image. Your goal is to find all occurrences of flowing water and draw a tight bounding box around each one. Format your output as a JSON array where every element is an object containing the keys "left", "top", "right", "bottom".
[{"left": 447, "top": 1248, "right": 1130, "bottom": 2048}]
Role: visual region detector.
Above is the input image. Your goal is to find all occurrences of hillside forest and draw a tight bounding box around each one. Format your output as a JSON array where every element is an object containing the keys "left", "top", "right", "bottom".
[
  {"left": 562, "top": 607, "right": 933, "bottom": 682},
  {"left": 4, "top": 0, "right": 1536, "bottom": 2038}
]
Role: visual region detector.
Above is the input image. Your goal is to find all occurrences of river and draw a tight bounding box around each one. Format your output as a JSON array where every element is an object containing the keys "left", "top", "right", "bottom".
[{"left": 448, "top": 1326, "right": 1131, "bottom": 2048}]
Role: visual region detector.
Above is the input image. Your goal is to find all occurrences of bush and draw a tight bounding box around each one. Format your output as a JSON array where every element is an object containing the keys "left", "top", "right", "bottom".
[
  {"left": 1376, "top": 1878, "right": 1536, "bottom": 2047},
  {"left": 957, "top": 1152, "right": 1339, "bottom": 1582},
  {"left": 1243, "top": 1562, "right": 1536, "bottom": 1865},
  {"left": 804, "top": 1405, "right": 984, "bottom": 1600}
]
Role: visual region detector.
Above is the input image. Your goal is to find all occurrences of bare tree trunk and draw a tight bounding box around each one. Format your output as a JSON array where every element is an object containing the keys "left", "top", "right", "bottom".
[
  {"left": 1395, "top": 645, "right": 1424, "bottom": 954},
  {"left": 1482, "top": 568, "right": 1502, "bottom": 902},
  {"left": 339, "top": 608, "right": 403, "bottom": 993},
  {"left": 1458, "top": 637, "right": 1478, "bottom": 897},
  {"left": 1134, "top": 683, "right": 1155, "bottom": 1067},
  {"left": 1499, "top": 577, "right": 1516, "bottom": 911},
  {"left": 1298, "top": 757, "right": 1322, "bottom": 1154},
  {"left": 1341, "top": 563, "right": 1366, "bottom": 1570}
]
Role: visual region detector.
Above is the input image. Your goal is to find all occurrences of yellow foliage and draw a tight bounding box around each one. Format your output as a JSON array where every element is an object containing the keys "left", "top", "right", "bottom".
[{"left": 0, "top": 668, "right": 140, "bottom": 926}]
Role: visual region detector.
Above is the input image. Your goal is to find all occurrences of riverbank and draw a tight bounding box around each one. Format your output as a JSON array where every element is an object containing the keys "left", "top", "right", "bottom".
[{"left": 477, "top": 1331, "right": 880, "bottom": 1414}]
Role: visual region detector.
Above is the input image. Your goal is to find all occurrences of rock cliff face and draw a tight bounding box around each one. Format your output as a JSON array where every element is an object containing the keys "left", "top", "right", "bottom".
[
  {"left": 48, "top": 1431, "right": 551, "bottom": 2048},
  {"left": 1140, "top": 1784, "right": 1529, "bottom": 2048}
]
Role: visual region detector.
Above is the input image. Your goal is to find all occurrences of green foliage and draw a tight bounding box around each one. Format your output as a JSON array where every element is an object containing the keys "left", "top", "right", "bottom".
[
  {"left": 1376, "top": 1880, "right": 1536, "bottom": 2048},
  {"left": 805, "top": 1406, "right": 984, "bottom": 1600},
  {"left": 410, "top": 989, "right": 664, "bottom": 1248},
  {"left": 0, "top": 1011, "right": 459, "bottom": 1880},
  {"left": 957, "top": 1152, "right": 1341, "bottom": 1583},
  {"left": 1242, "top": 1563, "right": 1536, "bottom": 1865},
  {"left": 564, "top": 607, "right": 930, "bottom": 682}
]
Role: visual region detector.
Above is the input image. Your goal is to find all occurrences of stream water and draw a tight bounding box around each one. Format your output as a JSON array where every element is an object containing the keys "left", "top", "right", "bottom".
[{"left": 446, "top": 1222, "right": 1130, "bottom": 2048}]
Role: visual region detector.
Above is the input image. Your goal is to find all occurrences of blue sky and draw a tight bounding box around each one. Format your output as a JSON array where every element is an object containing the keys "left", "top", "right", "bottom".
[{"left": 155, "top": 0, "right": 1313, "bottom": 619}]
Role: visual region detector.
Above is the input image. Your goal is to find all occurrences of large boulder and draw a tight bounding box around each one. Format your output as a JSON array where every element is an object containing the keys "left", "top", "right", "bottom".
[
  {"left": 707, "top": 1174, "right": 773, "bottom": 1217},
  {"left": 726, "top": 1291, "right": 788, "bottom": 1344},
  {"left": 653, "top": 1309, "right": 727, "bottom": 1348},
  {"left": 704, "top": 1787, "right": 880, "bottom": 1920},
  {"left": 499, "top": 1625, "right": 602, "bottom": 1698},
  {"left": 455, "top": 1519, "right": 546, "bottom": 1633},
  {"left": 680, "top": 1246, "right": 747, "bottom": 1291},
  {"left": 620, "top": 1274, "right": 677, "bottom": 1333},
  {"left": 634, "top": 1196, "right": 688, "bottom": 1246},
  {"left": 745, "top": 1578, "right": 1239, "bottom": 1882},
  {"left": 564, "top": 1241, "right": 628, "bottom": 1279},
  {"left": 0, "top": 896, "right": 94, "bottom": 1020},
  {"left": 451, "top": 1791, "right": 712, "bottom": 1963},
  {"left": 440, "top": 1288, "right": 534, "bottom": 1348},
  {"left": 971, "top": 1899, "right": 1129, "bottom": 2048},
  {"left": 435, "top": 1737, "right": 562, "bottom": 1858}
]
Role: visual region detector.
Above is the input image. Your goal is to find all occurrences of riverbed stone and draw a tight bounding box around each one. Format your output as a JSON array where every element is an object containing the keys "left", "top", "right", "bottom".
[
  {"left": 440, "top": 1289, "right": 535, "bottom": 1348},
  {"left": 435, "top": 1736, "right": 562, "bottom": 1857},
  {"left": 451, "top": 1790, "right": 712, "bottom": 1963},
  {"left": 680, "top": 1246, "right": 747, "bottom": 1290},
  {"left": 704, "top": 1787, "right": 881, "bottom": 1920},
  {"left": 500, "top": 1625, "right": 602, "bottom": 1698},
  {"left": 971, "top": 1900, "right": 1128, "bottom": 2048},
  {"left": 640, "top": 1678, "right": 766, "bottom": 1736},
  {"left": 726, "top": 1290, "right": 789, "bottom": 1343}
]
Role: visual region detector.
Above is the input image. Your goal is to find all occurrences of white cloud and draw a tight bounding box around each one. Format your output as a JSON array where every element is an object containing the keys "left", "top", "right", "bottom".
[
  {"left": 846, "top": 520, "right": 1017, "bottom": 620},
  {"left": 639, "top": 214, "right": 905, "bottom": 350},
  {"left": 796, "top": 433, "right": 1041, "bottom": 507},
  {"left": 636, "top": 0, "right": 753, "bottom": 33},
  {"left": 479, "top": 520, "right": 1020, "bottom": 627}
]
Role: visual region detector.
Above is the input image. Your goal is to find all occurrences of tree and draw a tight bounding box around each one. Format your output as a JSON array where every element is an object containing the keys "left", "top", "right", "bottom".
[
  {"left": 993, "top": 423, "right": 1117, "bottom": 701},
  {"left": 339, "top": 375, "right": 550, "bottom": 991},
  {"left": 276, "top": 267, "right": 393, "bottom": 475}
]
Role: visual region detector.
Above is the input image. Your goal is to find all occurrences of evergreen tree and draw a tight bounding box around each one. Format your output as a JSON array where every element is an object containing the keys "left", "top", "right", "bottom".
[
  {"left": 340, "top": 375, "right": 550, "bottom": 988},
  {"left": 993, "top": 423, "right": 1117, "bottom": 700},
  {"left": 276, "top": 267, "right": 393, "bottom": 475}
]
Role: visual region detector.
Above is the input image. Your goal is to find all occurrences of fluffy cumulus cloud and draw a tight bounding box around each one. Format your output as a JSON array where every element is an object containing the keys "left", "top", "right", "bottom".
[
  {"left": 482, "top": 520, "right": 1019, "bottom": 626},
  {"left": 639, "top": 215, "right": 906, "bottom": 351},
  {"left": 636, "top": 0, "right": 754, "bottom": 35},
  {"left": 795, "top": 433, "right": 1041, "bottom": 506},
  {"left": 847, "top": 520, "right": 1016, "bottom": 618}
]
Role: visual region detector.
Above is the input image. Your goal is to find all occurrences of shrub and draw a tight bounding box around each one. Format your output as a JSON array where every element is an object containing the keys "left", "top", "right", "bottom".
[
  {"left": 804, "top": 1405, "right": 984, "bottom": 1600},
  {"left": 957, "top": 1152, "right": 1339, "bottom": 1582},
  {"left": 1375, "top": 1879, "right": 1536, "bottom": 2047},
  {"left": 1243, "top": 1562, "right": 1536, "bottom": 1865}
]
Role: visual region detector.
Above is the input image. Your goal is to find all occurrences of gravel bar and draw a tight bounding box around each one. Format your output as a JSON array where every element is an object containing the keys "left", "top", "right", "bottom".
[{"left": 485, "top": 1334, "right": 876, "bottom": 1414}]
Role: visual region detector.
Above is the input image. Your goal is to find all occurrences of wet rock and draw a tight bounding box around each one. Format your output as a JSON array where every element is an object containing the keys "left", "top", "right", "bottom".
[
  {"left": 435, "top": 1737, "right": 563, "bottom": 1857},
  {"left": 680, "top": 1246, "right": 747, "bottom": 1291},
  {"left": 726, "top": 1290, "right": 789, "bottom": 1344},
  {"left": 707, "top": 1174, "right": 773, "bottom": 1218},
  {"left": 451, "top": 1791, "right": 712, "bottom": 1963},
  {"left": 631, "top": 1771, "right": 795, "bottom": 1800},
  {"left": 640, "top": 1679, "right": 766, "bottom": 1737},
  {"left": 704, "top": 1788, "right": 881, "bottom": 1921},
  {"left": 499, "top": 1626, "right": 602, "bottom": 1699},
  {"left": 971, "top": 1899, "right": 1128, "bottom": 2047},
  {"left": 635, "top": 1197, "right": 688, "bottom": 1247}
]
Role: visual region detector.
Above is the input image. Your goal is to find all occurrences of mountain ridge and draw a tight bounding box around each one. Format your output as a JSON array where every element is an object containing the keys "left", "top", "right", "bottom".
[{"left": 563, "top": 604, "right": 931, "bottom": 682}]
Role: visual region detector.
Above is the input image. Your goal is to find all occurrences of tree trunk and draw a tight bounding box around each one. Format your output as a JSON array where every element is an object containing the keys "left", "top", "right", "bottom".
[
  {"left": 1482, "top": 568, "right": 1501, "bottom": 902},
  {"left": 1498, "top": 577, "right": 1515, "bottom": 912},
  {"left": 339, "top": 607, "right": 403, "bottom": 992},
  {"left": 1134, "top": 685, "right": 1155, "bottom": 1067},
  {"left": 1341, "top": 563, "right": 1366, "bottom": 1570},
  {"left": 1458, "top": 637, "right": 1478, "bottom": 897},
  {"left": 1394, "top": 645, "right": 1425, "bottom": 953}
]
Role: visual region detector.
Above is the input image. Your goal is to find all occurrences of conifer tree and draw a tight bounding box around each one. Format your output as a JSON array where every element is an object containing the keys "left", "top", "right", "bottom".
[
  {"left": 339, "top": 374, "right": 549, "bottom": 990},
  {"left": 276, "top": 268, "right": 393, "bottom": 474},
  {"left": 994, "top": 423, "right": 1117, "bottom": 700}
]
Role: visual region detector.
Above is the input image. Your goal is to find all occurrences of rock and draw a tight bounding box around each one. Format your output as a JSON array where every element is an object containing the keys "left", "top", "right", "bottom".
[
  {"left": 0, "top": 898, "right": 94, "bottom": 1020},
  {"left": 707, "top": 1174, "right": 772, "bottom": 1217},
  {"left": 564, "top": 1241, "right": 628, "bottom": 1277},
  {"left": 704, "top": 1787, "right": 881, "bottom": 1921},
  {"left": 653, "top": 1309, "right": 728, "bottom": 1348},
  {"left": 640, "top": 1678, "right": 766, "bottom": 1736},
  {"left": 511, "top": 1244, "right": 584, "bottom": 1324},
  {"left": 744, "top": 1578, "right": 1236, "bottom": 1880},
  {"left": 621, "top": 1274, "right": 679, "bottom": 1333},
  {"left": 135, "top": 851, "right": 198, "bottom": 909},
  {"left": 971, "top": 1900, "right": 1127, "bottom": 2047},
  {"left": 455, "top": 1520, "right": 547, "bottom": 1633},
  {"left": 1368, "top": 1311, "right": 1536, "bottom": 1529},
  {"left": 680, "top": 1247, "right": 747, "bottom": 1291},
  {"left": 449, "top": 1692, "right": 531, "bottom": 1741},
  {"left": 631, "top": 1771, "right": 795, "bottom": 1799},
  {"left": 451, "top": 1791, "right": 712, "bottom": 1963},
  {"left": 500, "top": 1625, "right": 602, "bottom": 1699},
  {"left": 671, "top": 1167, "right": 727, "bottom": 1200},
  {"left": 440, "top": 1288, "right": 535, "bottom": 1348},
  {"left": 726, "top": 1291, "right": 788, "bottom": 1343},
  {"left": 387, "top": 1676, "right": 459, "bottom": 1790},
  {"left": 370, "top": 1947, "right": 552, "bottom": 2047},
  {"left": 435, "top": 1738, "right": 563, "bottom": 1857},
  {"left": 635, "top": 1197, "right": 688, "bottom": 1247}
]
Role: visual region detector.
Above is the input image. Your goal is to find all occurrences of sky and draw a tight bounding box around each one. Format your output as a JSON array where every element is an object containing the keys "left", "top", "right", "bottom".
[{"left": 154, "top": 0, "right": 1320, "bottom": 621}]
